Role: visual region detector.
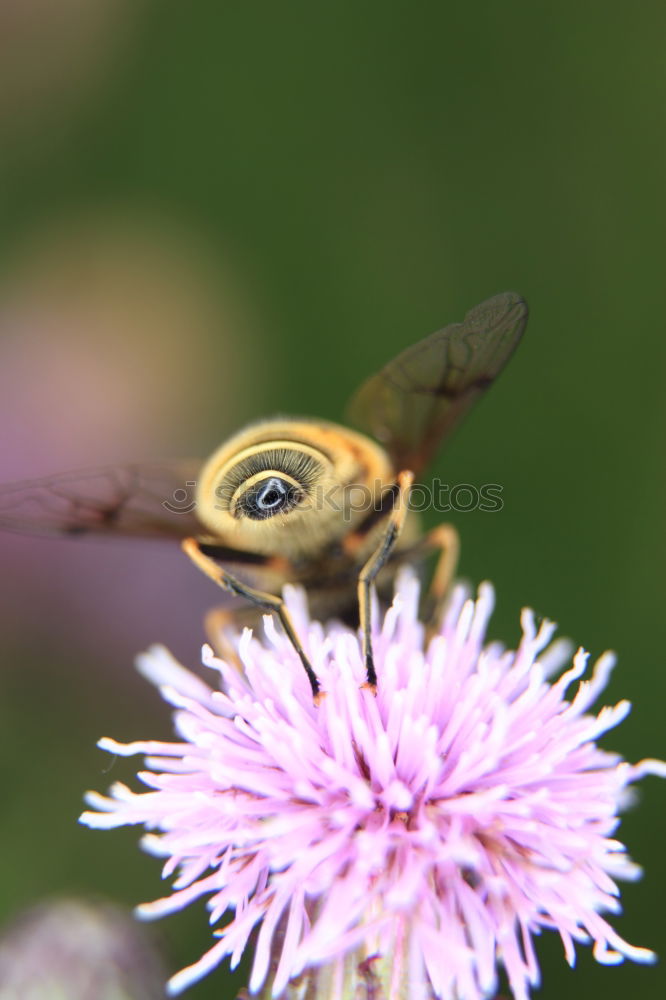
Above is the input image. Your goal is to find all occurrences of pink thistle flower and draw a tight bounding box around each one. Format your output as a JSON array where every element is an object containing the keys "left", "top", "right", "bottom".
[{"left": 80, "top": 574, "right": 665, "bottom": 999}]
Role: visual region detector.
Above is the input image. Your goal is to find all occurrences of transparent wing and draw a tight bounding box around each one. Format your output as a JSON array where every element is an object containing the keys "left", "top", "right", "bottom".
[
  {"left": 0, "top": 461, "right": 204, "bottom": 540},
  {"left": 347, "top": 291, "right": 528, "bottom": 475}
]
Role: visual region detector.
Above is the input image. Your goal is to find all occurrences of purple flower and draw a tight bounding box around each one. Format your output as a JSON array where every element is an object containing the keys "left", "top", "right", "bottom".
[
  {"left": 80, "top": 573, "right": 665, "bottom": 999},
  {"left": 0, "top": 898, "right": 167, "bottom": 999}
]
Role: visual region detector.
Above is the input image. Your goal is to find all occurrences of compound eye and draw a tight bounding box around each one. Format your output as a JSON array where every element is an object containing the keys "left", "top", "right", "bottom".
[{"left": 237, "top": 476, "right": 302, "bottom": 521}]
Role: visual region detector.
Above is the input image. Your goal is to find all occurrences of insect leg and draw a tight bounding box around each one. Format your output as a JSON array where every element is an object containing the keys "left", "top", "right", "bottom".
[
  {"left": 420, "top": 522, "right": 460, "bottom": 635},
  {"left": 204, "top": 606, "right": 251, "bottom": 669},
  {"left": 182, "top": 538, "right": 320, "bottom": 699},
  {"left": 357, "top": 470, "right": 414, "bottom": 690}
]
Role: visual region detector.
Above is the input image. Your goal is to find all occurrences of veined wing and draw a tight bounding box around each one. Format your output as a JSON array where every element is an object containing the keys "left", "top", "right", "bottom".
[
  {"left": 347, "top": 292, "right": 528, "bottom": 476},
  {"left": 0, "top": 461, "right": 204, "bottom": 540}
]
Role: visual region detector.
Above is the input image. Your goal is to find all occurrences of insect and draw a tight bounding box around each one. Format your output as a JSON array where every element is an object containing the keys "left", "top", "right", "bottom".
[{"left": 0, "top": 292, "right": 528, "bottom": 698}]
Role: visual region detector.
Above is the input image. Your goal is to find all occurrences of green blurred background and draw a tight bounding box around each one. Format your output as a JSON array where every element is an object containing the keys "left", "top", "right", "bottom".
[{"left": 0, "top": 1, "right": 664, "bottom": 997}]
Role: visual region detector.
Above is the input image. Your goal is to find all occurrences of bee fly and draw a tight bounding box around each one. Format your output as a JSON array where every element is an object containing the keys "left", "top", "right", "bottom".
[{"left": 0, "top": 292, "right": 528, "bottom": 697}]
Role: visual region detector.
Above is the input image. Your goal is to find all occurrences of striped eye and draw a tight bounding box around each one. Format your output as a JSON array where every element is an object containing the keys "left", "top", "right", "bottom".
[
  {"left": 213, "top": 445, "right": 323, "bottom": 520},
  {"left": 236, "top": 476, "right": 302, "bottom": 521}
]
